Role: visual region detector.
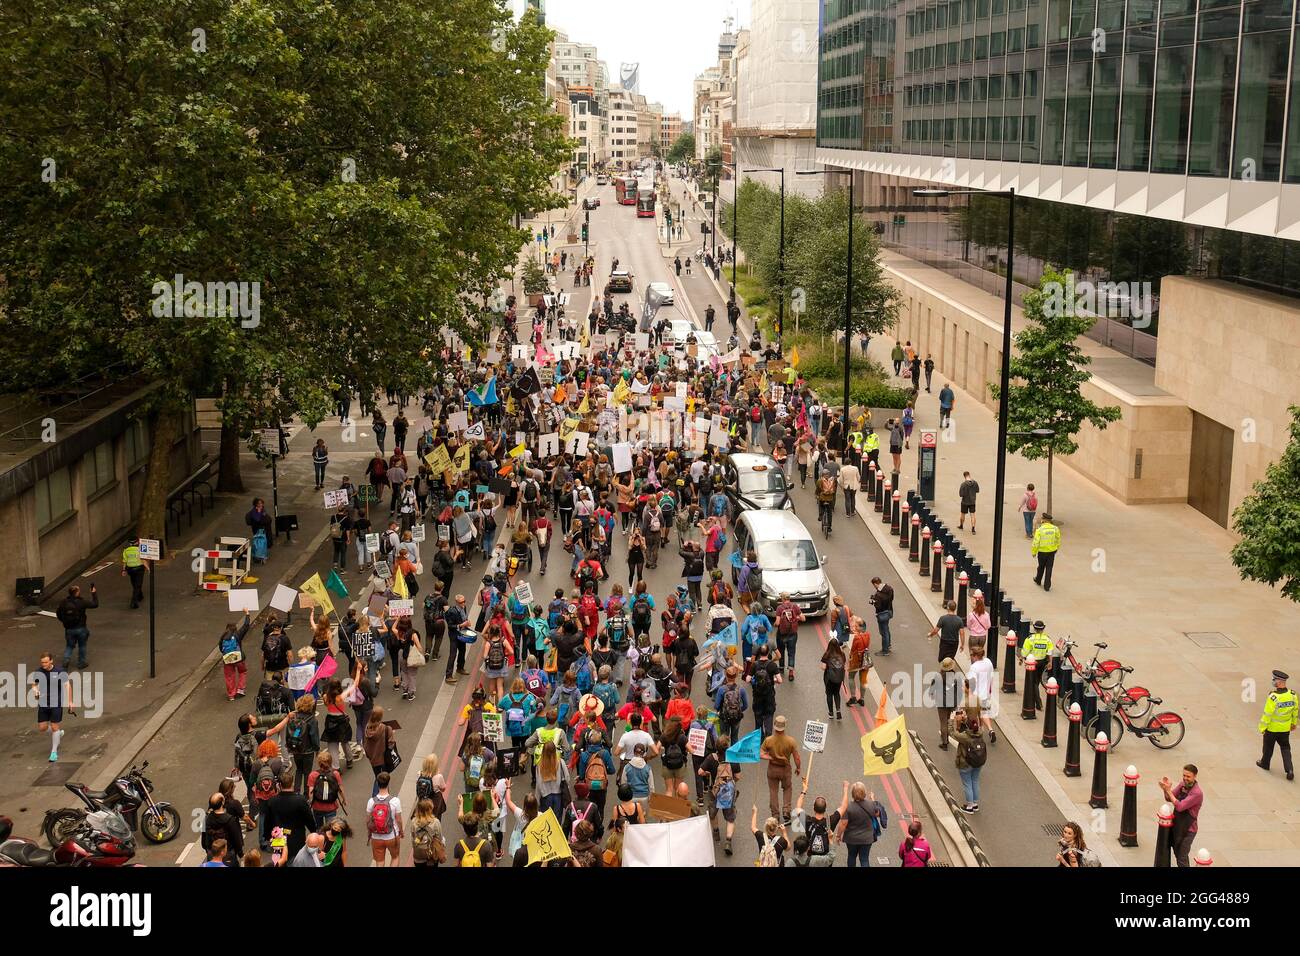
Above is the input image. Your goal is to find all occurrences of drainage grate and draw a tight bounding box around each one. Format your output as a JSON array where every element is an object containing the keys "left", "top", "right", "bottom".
[
  {"left": 927, "top": 860, "right": 954, "bottom": 867},
  {"left": 1185, "top": 631, "right": 1237, "bottom": 649},
  {"left": 33, "top": 762, "right": 82, "bottom": 787},
  {"left": 1042, "top": 823, "right": 1066, "bottom": 838}
]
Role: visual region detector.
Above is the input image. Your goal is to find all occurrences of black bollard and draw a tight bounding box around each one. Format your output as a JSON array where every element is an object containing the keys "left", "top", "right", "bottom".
[
  {"left": 1063, "top": 703, "right": 1083, "bottom": 777},
  {"left": 890, "top": 490, "right": 901, "bottom": 534},
  {"left": 931, "top": 542, "right": 944, "bottom": 592},
  {"left": 1092, "top": 699, "right": 1112, "bottom": 747},
  {"left": 1041, "top": 678, "right": 1059, "bottom": 747},
  {"left": 1154, "top": 803, "right": 1174, "bottom": 866},
  {"left": 956, "top": 571, "right": 969, "bottom": 618},
  {"left": 1118, "top": 765, "right": 1140, "bottom": 847},
  {"left": 1089, "top": 731, "right": 1109, "bottom": 809},
  {"left": 1071, "top": 667, "right": 1087, "bottom": 722},
  {"left": 943, "top": 555, "right": 956, "bottom": 602},
  {"left": 1021, "top": 656, "right": 1039, "bottom": 719},
  {"left": 899, "top": 501, "right": 911, "bottom": 548},
  {"left": 1001, "top": 629, "right": 1018, "bottom": 694},
  {"left": 920, "top": 528, "right": 933, "bottom": 575},
  {"left": 909, "top": 515, "right": 921, "bottom": 562},
  {"left": 873, "top": 469, "right": 885, "bottom": 512},
  {"left": 882, "top": 480, "right": 894, "bottom": 525}
]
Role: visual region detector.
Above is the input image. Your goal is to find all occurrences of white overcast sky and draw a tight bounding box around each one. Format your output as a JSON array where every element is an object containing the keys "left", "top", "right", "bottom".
[{"left": 510, "top": 0, "right": 752, "bottom": 117}]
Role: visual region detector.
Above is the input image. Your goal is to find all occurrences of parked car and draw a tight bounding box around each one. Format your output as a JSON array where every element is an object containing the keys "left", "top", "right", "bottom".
[
  {"left": 583, "top": 197, "right": 601, "bottom": 210},
  {"left": 725, "top": 453, "right": 794, "bottom": 514},
  {"left": 606, "top": 270, "right": 634, "bottom": 293},
  {"left": 596, "top": 175, "right": 609, "bottom": 185}
]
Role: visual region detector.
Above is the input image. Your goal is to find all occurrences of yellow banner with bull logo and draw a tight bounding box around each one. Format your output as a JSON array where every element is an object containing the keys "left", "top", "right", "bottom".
[{"left": 861, "top": 715, "right": 910, "bottom": 776}]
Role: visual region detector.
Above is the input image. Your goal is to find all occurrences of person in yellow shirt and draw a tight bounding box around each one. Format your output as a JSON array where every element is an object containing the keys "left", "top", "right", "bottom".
[
  {"left": 1257, "top": 670, "right": 1296, "bottom": 781},
  {"left": 121, "top": 537, "right": 146, "bottom": 610},
  {"left": 1031, "top": 515, "right": 1061, "bottom": 592}
]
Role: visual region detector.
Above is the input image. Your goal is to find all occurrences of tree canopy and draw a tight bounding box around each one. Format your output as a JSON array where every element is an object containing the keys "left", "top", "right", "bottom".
[{"left": 1232, "top": 405, "right": 1300, "bottom": 603}]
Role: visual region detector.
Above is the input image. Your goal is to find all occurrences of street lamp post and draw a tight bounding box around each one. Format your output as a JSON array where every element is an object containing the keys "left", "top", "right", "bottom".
[
  {"left": 800, "top": 168, "right": 856, "bottom": 431},
  {"left": 745, "top": 167, "right": 785, "bottom": 355},
  {"left": 914, "top": 185, "right": 1015, "bottom": 666}
]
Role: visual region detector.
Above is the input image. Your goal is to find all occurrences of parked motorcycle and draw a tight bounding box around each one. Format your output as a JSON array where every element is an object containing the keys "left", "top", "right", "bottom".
[
  {"left": 1, "top": 809, "right": 136, "bottom": 867},
  {"left": 42, "top": 761, "right": 180, "bottom": 846}
]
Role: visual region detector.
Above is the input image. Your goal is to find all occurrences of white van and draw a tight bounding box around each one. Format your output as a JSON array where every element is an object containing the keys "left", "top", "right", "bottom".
[{"left": 730, "top": 510, "right": 830, "bottom": 617}]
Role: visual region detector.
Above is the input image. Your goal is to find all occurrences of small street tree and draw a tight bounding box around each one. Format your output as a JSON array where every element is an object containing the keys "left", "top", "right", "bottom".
[
  {"left": 990, "top": 267, "right": 1122, "bottom": 516},
  {"left": 666, "top": 133, "right": 695, "bottom": 165},
  {"left": 1231, "top": 405, "right": 1300, "bottom": 603}
]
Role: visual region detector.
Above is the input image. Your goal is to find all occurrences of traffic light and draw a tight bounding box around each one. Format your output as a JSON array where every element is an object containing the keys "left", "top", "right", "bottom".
[{"left": 581, "top": 222, "right": 588, "bottom": 242}]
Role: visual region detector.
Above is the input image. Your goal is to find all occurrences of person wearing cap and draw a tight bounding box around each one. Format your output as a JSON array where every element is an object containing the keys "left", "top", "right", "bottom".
[
  {"left": 120, "top": 537, "right": 146, "bottom": 610},
  {"left": 1031, "top": 513, "right": 1061, "bottom": 591},
  {"left": 1019, "top": 621, "right": 1053, "bottom": 709},
  {"left": 1257, "top": 670, "right": 1297, "bottom": 781},
  {"left": 760, "top": 715, "right": 802, "bottom": 824},
  {"left": 932, "top": 658, "right": 965, "bottom": 751}
]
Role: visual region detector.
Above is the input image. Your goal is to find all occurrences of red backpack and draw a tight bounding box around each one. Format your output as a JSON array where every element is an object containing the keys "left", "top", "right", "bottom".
[
  {"left": 368, "top": 796, "right": 393, "bottom": 834},
  {"left": 580, "top": 593, "right": 600, "bottom": 626}
]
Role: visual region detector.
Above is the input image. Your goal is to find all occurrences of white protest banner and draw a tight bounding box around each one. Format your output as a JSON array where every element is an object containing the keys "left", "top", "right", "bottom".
[
  {"left": 591, "top": 333, "right": 607, "bottom": 351},
  {"left": 687, "top": 726, "right": 709, "bottom": 757},
  {"left": 565, "top": 431, "right": 589, "bottom": 456},
  {"left": 803, "top": 720, "right": 828, "bottom": 753},
  {"left": 611, "top": 442, "right": 633, "bottom": 474},
  {"left": 447, "top": 411, "right": 468, "bottom": 432},
  {"left": 365, "top": 533, "right": 381, "bottom": 553},
  {"left": 485, "top": 348, "right": 502, "bottom": 364},
  {"left": 269, "top": 584, "right": 298, "bottom": 613},
  {"left": 388, "top": 599, "right": 414, "bottom": 617},
  {"left": 411, "top": 524, "right": 426, "bottom": 543},
  {"left": 511, "top": 344, "right": 529, "bottom": 361},
  {"left": 538, "top": 432, "right": 559, "bottom": 458},
  {"left": 663, "top": 395, "right": 686, "bottom": 413},
  {"left": 482, "top": 712, "right": 505, "bottom": 744},
  {"left": 514, "top": 581, "right": 534, "bottom": 606},
  {"left": 558, "top": 293, "right": 571, "bottom": 306},
  {"left": 227, "top": 589, "right": 260, "bottom": 613},
  {"left": 323, "top": 489, "right": 350, "bottom": 509},
  {"left": 622, "top": 815, "right": 714, "bottom": 868},
  {"left": 630, "top": 378, "right": 650, "bottom": 394},
  {"left": 675, "top": 381, "right": 688, "bottom": 399},
  {"left": 633, "top": 332, "right": 650, "bottom": 352},
  {"left": 543, "top": 294, "right": 555, "bottom": 309},
  {"left": 464, "top": 420, "right": 486, "bottom": 441}
]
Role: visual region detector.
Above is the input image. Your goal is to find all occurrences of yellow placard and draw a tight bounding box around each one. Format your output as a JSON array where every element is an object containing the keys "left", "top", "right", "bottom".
[
  {"left": 522, "top": 808, "right": 572, "bottom": 865},
  {"left": 390, "top": 564, "right": 409, "bottom": 599},
  {"left": 861, "top": 715, "right": 911, "bottom": 776},
  {"left": 612, "top": 378, "right": 631, "bottom": 406},
  {"left": 298, "top": 572, "right": 335, "bottom": 616},
  {"left": 425, "top": 443, "right": 452, "bottom": 476},
  {"left": 789, "top": 346, "right": 801, "bottom": 369},
  {"left": 454, "top": 443, "right": 472, "bottom": 472},
  {"left": 559, "top": 416, "right": 580, "bottom": 441},
  {"left": 577, "top": 394, "right": 590, "bottom": 415},
  {"left": 509, "top": 441, "right": 526, "bottom": 459}
]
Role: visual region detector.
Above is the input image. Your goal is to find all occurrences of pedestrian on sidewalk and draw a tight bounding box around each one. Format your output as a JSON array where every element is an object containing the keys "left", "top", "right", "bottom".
[
  {"left": 838, "top": 457, "right": 860, "bottom": 516},
  {"left": 957, "top": 471, "right": 980, "bottom": 532},
  {"left": 121, "top": 538, "right": 145, "bottom": 609},
  {"left": 1018, "top": 483, "right": 1039, "bottom": 538},
  {"left": 967, "top": 592, "right": 991, "bottom": 649},
  {"left": 870, "top": 577, "right": 894, "bottom": 656},
  {"left": 889, "top": 418, "right": 905, "bottom": 473},
  {"left": 938, "top": 383, "right": 955, "bottom": 429},
  {"left": 56, "top": 583, "right": 98, "bottom": 670},
  {"left": 1159, "top": 765, "right": 1203, "bottom": 867},
  {"left": 1031, "top": 513, "right": 1061, "bottom": 591},
  {"left": 1257, "top": 670, "right": 1296, "bottom": 780},
  {"left": 32, "top": 653, "right": 73, "bottom": 762},
  {"left": 312, "top": 438, "right": 329, "bottom": 490},
  {"left": 924, "top": 354, "right": 935, "bottom": 392},
  {"left": 372, "top": 407, "right": 387, "bottom": 454},
  {"left": 902, "top": 403, "right": 915, "bottom": 449},
  {"left": 929, "top": 601, "right": 966, "bottom": 663},
  {"left": 674, "top": 255, "right": 682, "bottom": 276},
  {"left": 890, "top": 342, "right": 905, "bottom": 376},
  {"left": 932, "top": 657, "right": 964, "bottom": 750}
]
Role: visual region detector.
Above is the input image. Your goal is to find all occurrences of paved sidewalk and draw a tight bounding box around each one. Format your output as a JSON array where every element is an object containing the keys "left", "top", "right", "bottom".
[{"left": 713, "top": 229, "right": 1300, "bottom": 865}]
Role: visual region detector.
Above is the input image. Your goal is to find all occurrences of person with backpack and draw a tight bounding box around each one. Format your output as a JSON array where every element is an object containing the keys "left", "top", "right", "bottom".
[
  {"left": 740, "top": 602, "right": 771, "bottom": 664},
  {"left": 736, "top": 551, "right": 763, "bottom": 607},
  {"left": 530, "top": 512, "right": 554, "bottom": 575},
  {"left": 575, "top": 727, "right": 616, "bottom": 821},
  {"left": 751, "top": 806, "right": 789, "bottom": 867},
  {"left": 562, "top": 779, "right": 604, "bottom": 845},
  {"left": 320, "top": 679, "right": 354, "bottom": 770},
  {"left": 410, "top": 798, "right": 447, "bottom": 867},
  {"left": 747, "top": 644, "right": 782, "bottom": 737},
  {"left": 833, "top": 781, "right": 885, "bottom": 869},
  {"left": 480, "top": 622, "right": 514, "bottom": 704},
  {"left": 363, "top": 705, "right": 399, "bottom": 798},
  {"left": 709, "top": 664, "right": 747, "bottom": 743},
  {"left": 1018, "top": 482, "right": 1039, "bottom": 538},
  {"left": 456, "top": 791, "right": 498, "bottom": 866},
  {"left": 658, "top": 717, "right": 690, "bottom": 795},
  {"left": 700, "top": 735, "right": 739, "bottom": 855},
  {"left": 950, "top": 705, "right": 987, "bottom": 814},
  {"left": 701, "top": 516, "right": 727, "bottom": 572},
  {"left": 820, "top": 638, "right": 848, "bottom": 721},
  {"left": 202, "top": 792, "right": 244, "bottom": 867},
  {"left": 306, "top": 751, "right": 346, "bottom": 830},
  {"left": 260, "top": 621, "right": 293, "bottom": 676},
  {"left": 217, "top": 611, "right": 253, "bottom": 701},
  {"left": 788, "top": 783, "right": 837, "bottom": 867},
  {"left": 365, "top": 771, "right": 404, "bottom": 867},
  {"left": 500, "top": 677, "right": 540, "bottom": 756},
  {"left": 773, "top": 593, "right": 804, "bottom": 681},
  {"left": 260, "top": 695, "right": 320, "bottom": 795}
]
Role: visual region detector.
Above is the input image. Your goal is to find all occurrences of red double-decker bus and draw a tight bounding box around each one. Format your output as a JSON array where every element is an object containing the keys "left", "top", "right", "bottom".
[
  {"left": 615, "top": 177, "right": 638, "bottom": 205},
  {"left": 636, "top": 184, "right": 656, "bottom": 218}
]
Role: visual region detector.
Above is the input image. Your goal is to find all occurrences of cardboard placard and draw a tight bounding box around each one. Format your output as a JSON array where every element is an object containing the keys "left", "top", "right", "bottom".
[
  {"left": 687, "top": 726, "right": 709, "bottom": 757},
  {"left": 447, "top": 411, "right": 468, "bottom": 432},
  {"left": 372, "top": 560, "right": 391, "bottom": 580},
  {"left": 365, "top": 533, "right": 381, "bottom": 553},
  {"left": 803, "top": 719, "right": 828, "bottom": 753},
  {"left": 482, "top": 711, "right": 505, "bottom": 744},
  {"left": 514, "top": 581, "right": 533, "bottom": 606},
  {"left": 388, "top": 599, "right": 414, "bottom": 617}
]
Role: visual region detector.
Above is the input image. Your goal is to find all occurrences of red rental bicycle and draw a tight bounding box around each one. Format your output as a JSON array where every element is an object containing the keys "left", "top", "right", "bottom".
[{"left": 1085, "top": 693, "right": 1185, "bottom": 750}]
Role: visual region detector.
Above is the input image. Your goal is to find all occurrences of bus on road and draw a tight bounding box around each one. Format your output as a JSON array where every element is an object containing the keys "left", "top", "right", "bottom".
[
  {"left": 636, "top": 175, "right": 656, "bottom": 218},
  {"left": 615, "top": 177, "right": 638, "bottom": 206}
]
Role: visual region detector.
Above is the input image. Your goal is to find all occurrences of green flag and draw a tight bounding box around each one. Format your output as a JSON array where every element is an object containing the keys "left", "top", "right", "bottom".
[{"left": 325, "top": 569, "right": 348, "bottom": 599}]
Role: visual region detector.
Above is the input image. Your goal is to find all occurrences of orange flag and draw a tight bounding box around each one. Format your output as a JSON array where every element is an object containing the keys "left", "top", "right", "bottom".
[{"left": 874, "top": 688, "right": 890, "bottom": 725}]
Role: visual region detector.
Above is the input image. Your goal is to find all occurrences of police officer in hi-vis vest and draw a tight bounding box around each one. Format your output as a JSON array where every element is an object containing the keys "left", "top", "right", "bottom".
[{"left": 1257, "top": 670, "right": 1297, "bottom": 781}]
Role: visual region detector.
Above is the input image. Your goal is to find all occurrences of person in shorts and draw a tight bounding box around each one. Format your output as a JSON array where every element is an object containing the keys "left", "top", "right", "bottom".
[
  {"left": 34, "top": 653, "right": 74, "bottom": 762},
  {"left": 958, "top": 472, "right": 980, "bottom": 533},
  {"left": 365, "top": 771, "right": 403, "bottom": 866}
]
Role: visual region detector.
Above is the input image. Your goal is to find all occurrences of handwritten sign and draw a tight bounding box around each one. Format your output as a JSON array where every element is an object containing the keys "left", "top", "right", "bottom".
[
  {"left": 803, "top": 720, "right": 828, "bottom": 753},
  {"left": 365, "top": 533, "right": 381, "bottom": 553},
  {"left": 388, "top": 599, "right": 414, "bottom": 617},
  {"left": 687, "top": 726, "right": 709, "bottom": 757},
  {"left": 411, "top": 524, "right": 426, "bottom": 543},
  {"left": 514, "top": 581, "right": 534, "bottom": 606},
  {"left": 482, "top": 711, "right": 505, "bottom": 744},
  {"left": 323, "top": 489, "right": 350, "bottom": 509}
]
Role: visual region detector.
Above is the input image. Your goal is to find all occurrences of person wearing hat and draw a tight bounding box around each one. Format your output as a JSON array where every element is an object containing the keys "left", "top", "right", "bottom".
[
  {"left": 120, "top": 536, "right": 146, "bottom": 610},
  {"left": 1257, "top": 670, "right": 1297, "bottom": 781},
  {"left": 932, "top": 658, "right": 965, "bottom": 750},
  {"left": 760, "top": 715, "right": 801, "bottom": 824},
  {"left": 568, "top": 693, "right": 609, "bottom": 748},
  {"left": 1019, "top": 621, "right": 1053, "bottom": 709}
]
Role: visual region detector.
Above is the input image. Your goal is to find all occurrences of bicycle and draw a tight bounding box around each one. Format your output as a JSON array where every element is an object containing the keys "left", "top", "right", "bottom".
[
  {"left": 818, "top": 501, "right": 833, "bottom": 538},
  {"left": 1098, "top": 666, "right": 1156, "bottom": 722},
  {"left": 1085, "top": 693, "right": 1185, "bottom": 750},
  {"left": 1055, "top": 641, "right": 1126, "bottom": 714}
]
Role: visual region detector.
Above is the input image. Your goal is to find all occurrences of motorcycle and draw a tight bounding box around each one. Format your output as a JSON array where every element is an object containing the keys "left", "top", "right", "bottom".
[
  {"left": 42, "top": 760, "right": 180, "bottom": 847},
  {"left": 1, "top": 809, "right": 136, "bottom": 867}
]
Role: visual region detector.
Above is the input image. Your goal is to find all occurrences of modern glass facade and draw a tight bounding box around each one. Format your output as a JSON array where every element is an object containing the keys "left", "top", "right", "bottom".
[{"left": 818, "top": 0, "right": 1300, "bottom": 182}]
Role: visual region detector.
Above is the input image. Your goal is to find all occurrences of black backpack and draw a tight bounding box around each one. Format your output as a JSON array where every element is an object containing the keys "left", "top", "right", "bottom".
[
  {"left": 806, "top": 817, "right": 831, "bottom": 856},
  {"left": 662, "top": 738, "right": 686, "bottom": 770},
  {"left": 487, "top": 637, "right": 506, "bottom": 670},
  {"left": 262, "top": 633, "right": 287, "bottom": 668},
  {"left": 311, "top": 770, "right": 336, "bottom": 805},
  {"left": 744, "top": 566, "right": 763, "bottom": 596},
  {"left": 416, "top": 774, "right": 447, "bottom": 818},
  {"left": 255, "top": 681, "right": 286, "bottom": 716},
  {"left": 286, "top": 713, "right": 313, "bottom": 755},
  {"left": 632, "top": 595, "right": 652, "bottom": 627},
  {"left": 752, "top": 664, "right": 775, "bottom": 705},
  {"left": 233, "top": 732, "right": 257, "bottom": 778},
  {"left": 962, "top": 736, "right": 988, "bottom": 768},
  {"left": 720, "top": 685, "right": 745, "bottom": 724}
]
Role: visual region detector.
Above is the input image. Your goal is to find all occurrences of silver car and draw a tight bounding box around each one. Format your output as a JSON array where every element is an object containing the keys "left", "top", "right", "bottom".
[{"left": 731, "top": 510, "right": 830, "bottom": 616}]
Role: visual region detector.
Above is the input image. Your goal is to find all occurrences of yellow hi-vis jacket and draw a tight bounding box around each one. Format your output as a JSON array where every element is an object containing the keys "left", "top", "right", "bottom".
[
  {"left": 1032, "top": 522, "right": 1060, "bottom": 555},
  {"left": 1260, "top": 689, "right": 1298, "bottom": 733}
]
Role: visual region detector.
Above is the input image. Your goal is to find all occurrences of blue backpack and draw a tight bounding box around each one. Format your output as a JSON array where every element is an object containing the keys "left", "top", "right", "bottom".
[
  {"left": 251, "top": 530, "right": 269, "bottom": 561},
  {"left": 504, "top": 693, "right": 534, "bottom": 738},
  {"left": 574, "top": 654, "right": 596, "bottom": 694},
  {"left": 714, "top": 776, "right": 736, "bottom": 810}
]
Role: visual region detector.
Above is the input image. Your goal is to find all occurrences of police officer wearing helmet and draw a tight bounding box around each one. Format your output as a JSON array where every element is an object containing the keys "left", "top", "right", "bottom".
[
  {"left": 1257, "top": 670, "right": 1297, "bottom": 781},
  {"left": 1019, "top": 621, "right": 1053, "bottom": 708}
]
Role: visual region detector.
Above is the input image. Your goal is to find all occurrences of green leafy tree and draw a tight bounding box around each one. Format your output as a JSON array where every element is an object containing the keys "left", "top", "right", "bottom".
[
  {"left": 1231, "top": 406, "right": 1300, "bottom": 603},
  {"left": 0, "top": 0, "right": 566, "bottom": 537},
  {"left": 989, "top": 267, "right": 1123, "bottom": 515},
  {"left": 666, "top": 132, "right": 695, "bottom": 165}
]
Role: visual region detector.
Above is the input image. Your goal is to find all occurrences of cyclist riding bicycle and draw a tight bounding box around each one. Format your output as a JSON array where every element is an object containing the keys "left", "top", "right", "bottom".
[{"left": 815, "top": 473, "right": 838, "bottom": 535}]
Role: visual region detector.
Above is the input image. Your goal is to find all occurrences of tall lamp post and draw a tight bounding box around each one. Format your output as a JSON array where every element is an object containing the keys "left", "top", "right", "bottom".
[
  {"left": 799, "top": 167, "right": 856, "bottom": 431},
  {"left": 745, "top": 166, "right": 785, "bottom": 355},
  {"left": 914, "top": 185, "right": 1015, "bottom": 665},
  {"left": 722, "top": 162, "right": 739, "bottom": 289},
  {"left": 710, "top": 156, "right": 721, "bottom": 259}
]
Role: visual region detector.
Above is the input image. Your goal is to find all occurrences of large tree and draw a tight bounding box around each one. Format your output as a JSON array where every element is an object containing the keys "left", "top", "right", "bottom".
[
  {"left": 666, "top": 132, "right": 695, "bottom": 165},
  {"left": 1232, "top": 406, "right": 1300, "bottom": 603},
  {"left": 989, "top": 267, "right": 1123, "bottom": 515},
  {"left": 0, "top": 0, "right": 568, "bottom": 537}
]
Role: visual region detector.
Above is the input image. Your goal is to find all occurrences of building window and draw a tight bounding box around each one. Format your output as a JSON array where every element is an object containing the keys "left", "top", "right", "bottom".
[
  {"left": 35, "top": 468, "right": 73, "bottom": 531},
  {"left": 125, "top": 418, "right": 150, "bottom": 470},
  {"left": 84, "top": 442, "right": 116, "bottom": 497},
  {"left": 1152, "top": 20, "right": 1195, "bottom": 173}
]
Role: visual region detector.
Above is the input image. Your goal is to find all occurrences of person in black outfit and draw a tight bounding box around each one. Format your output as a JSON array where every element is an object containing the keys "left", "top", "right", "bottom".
[
  {"left": 202, "top": 792, "right": 244, "bottom": 866},
  {"left": 260, "top": 770, "right": 316, "bottom": 860}
]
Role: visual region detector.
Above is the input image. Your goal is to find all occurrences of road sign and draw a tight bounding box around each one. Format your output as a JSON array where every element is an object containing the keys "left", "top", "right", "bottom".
[
  {"left": 259, "top": 428, "right": 281, "bottom": 455},
  {"left": 803, "top": 719, "right": 828, "bottom": 753},
  {"left": 137, "top": 538, "right": 162, "bottom": 561},
  {"left": 920, "top": 430, "right": 938, "bottom": 449}
]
